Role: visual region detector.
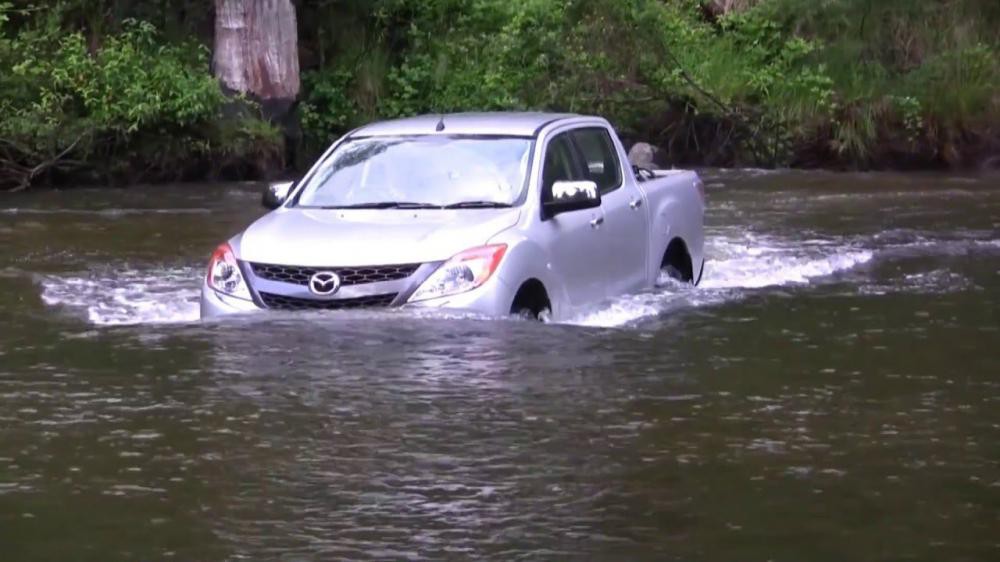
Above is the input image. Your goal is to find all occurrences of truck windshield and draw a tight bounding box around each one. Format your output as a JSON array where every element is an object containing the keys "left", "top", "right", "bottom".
[{"left": 293, "top": 135, "right": 534, "bottom": 209}]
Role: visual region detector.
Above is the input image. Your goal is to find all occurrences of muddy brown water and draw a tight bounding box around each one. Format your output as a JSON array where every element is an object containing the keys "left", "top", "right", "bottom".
[{"left": 1, "top": 170, "right": 998, "bottom": 561}]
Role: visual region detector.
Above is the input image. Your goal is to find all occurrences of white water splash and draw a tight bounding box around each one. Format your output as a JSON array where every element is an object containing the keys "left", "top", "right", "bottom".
[
  {"left": 47, "top": 229, "right": 997, "bottom": 328},
  {"left": 700, "top": 235, "right": 873, "bottom": 290},
  {"left": 566, "top": 232, "right": 874, "bottom": 328},
  {"left": 40, "top": 267, "right": 201, "bottom": 326},
  {"left": 37, "top": 232, "right": 875, "bottom": 328}
]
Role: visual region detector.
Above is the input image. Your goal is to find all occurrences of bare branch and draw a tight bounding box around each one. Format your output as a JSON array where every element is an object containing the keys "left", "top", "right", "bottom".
[
  {"left": 28, "top": 134, "right": 85, "bottom": 180},
  {"left": 3, "top": 133, "right": 88, "bottom": 192}
]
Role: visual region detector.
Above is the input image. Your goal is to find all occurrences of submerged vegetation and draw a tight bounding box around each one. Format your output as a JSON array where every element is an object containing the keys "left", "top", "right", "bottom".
[{"left": 1, "top": 0, "right": 998, "bottom": 189}]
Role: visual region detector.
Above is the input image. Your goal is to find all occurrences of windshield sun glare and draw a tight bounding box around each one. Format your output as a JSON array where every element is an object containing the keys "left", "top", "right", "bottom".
[{"left": 295, "top": 136, "right": 534, "bottom": 209}]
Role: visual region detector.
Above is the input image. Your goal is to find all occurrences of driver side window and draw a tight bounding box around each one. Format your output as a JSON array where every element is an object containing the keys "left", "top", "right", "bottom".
[
  {"left": 542, "top": 134, "right": 582, "bottom": 202},
  {"left": 570, "top": 127, "right": 622, "bottom": 195}
]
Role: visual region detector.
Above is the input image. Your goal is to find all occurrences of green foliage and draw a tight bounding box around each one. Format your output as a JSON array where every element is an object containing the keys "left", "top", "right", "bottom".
[
  {"left": 0, "top": 12, "right": 281, "bottom": 188},
  {"left": 380, "top": 0, "right": 569, "bottom": 115},
  {"left": 7, "top": 20, "right": 222, "bottom": 132},
  {"left": 299, "top": 0, "right": 849, "bottom": 165},
  {"left": 4, "top": 0, "right": 1000, "bottom": 186},
  {"left": 205, "top": 117, "right": 285, "bottom": 175},
  {"left": 300, "top": 68, "right": 361, "bottom": 147},
  {"left": 757, "top": 0, "right": 1000, "bottom": 165},
  {"left": 903, "top": 43, "right": 999, "bottom": 125}
]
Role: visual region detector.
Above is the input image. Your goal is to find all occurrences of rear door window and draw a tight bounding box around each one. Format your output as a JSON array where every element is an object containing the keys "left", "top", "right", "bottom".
[{"left": 570, "top": 128, "right": 623, "bottom": 194}]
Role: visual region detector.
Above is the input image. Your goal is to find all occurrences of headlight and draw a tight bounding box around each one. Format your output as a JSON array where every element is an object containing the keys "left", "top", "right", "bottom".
[
  {"left": 409, "top": 244, "right": 508, "bottom": 303},
  {"left": 206, "top": 242, "right": 252, "bottom": 300}
]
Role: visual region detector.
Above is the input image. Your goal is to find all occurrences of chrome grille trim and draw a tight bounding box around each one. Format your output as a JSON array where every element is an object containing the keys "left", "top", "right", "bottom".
[{"left": 249, "top": 262, "right": 421, "bottom": 287}]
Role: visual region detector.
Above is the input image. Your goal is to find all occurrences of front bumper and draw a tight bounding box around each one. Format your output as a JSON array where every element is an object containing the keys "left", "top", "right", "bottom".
[
  {"left": 200, "top": 284, "right": 261, "bottom": 318},
  {"left": 199, "top": 268, "right": 516, "bottom": 320},
  {"left": 403, "top": 273, "right": 515, "bottom": 317}
]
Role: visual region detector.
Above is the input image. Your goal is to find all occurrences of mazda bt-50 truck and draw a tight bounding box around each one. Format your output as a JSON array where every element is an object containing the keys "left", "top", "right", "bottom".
[{"left": 201, "top": 112, "right": 705, "bottom": 321}]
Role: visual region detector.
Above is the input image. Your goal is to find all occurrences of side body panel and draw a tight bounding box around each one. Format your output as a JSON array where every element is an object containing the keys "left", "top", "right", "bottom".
[
  {"left": 568, "top": 126, "right": 649, "bottom": 297},
  {"left": 636, "top": 171, "right": 706, "bottom": 285},
  {"left": 495, "top": 117, "right": 705, "bottom": 321},
  {"left": 501, "top": 122, "right": 613, "bottom": 316}
]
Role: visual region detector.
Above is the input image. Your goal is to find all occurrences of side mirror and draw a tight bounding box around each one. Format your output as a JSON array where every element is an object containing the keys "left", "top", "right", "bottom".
[
  {"left": 543, "top": 180, "right": 601, "bottom": 219},
  {"left": 262, "top": 181, "right": 294, "bottom": 210}
]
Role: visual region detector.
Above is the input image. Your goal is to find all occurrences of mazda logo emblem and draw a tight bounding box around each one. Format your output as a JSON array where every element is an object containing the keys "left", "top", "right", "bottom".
[{"left": 309, "top": 271, "right": 341, "bottom": 296}]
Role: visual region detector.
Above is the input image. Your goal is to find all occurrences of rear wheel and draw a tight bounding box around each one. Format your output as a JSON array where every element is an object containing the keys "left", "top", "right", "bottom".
[
  {"left": 660, "top": 239, "right": 694, "bottom": 284},
  {"left": 660, "top": 264, "right": 686, "bottom": 282}
]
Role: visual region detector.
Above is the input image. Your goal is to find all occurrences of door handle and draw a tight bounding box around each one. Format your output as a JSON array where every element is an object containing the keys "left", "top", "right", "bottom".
[
  {"left": 589, "top": 216, "right": 605, "bottom": 229},
  {"left": 629, "top": 198, "right": 643, "bottom": 209}
]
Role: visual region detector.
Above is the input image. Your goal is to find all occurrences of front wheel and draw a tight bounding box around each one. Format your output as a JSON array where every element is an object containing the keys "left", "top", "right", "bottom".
[
  {"left": 510, "top": 280, "right": 552, "bottom": 322},
  {"left": 513, "top": 307, "right": 552, "bottom": 323}
]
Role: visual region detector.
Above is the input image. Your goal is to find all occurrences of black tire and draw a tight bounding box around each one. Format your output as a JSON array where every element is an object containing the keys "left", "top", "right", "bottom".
[
  {"left": 510, "top": 281, "right": 551, "bottom": 322},
  {"left": 660, "top": 239, "right": 694, "bottom": 284},
  {"left": 661, "top": 264, "right": 685, "bottom": 282}
]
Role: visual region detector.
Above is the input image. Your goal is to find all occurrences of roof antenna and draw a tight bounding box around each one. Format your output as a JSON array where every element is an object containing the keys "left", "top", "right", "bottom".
[{"left": 435, "top": 114, "right": 446, "bottom": 132}]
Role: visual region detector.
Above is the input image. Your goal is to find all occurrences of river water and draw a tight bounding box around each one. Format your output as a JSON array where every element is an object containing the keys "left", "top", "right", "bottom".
[{"left": 1, "top": 170, "right": 998, "bottom": 561}]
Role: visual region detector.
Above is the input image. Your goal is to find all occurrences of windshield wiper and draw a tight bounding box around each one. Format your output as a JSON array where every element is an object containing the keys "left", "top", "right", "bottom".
[
  {"left": 441, "top": 201, "right": 513, "bottom": 209},
  {"left": 320, "top": 201, "right": 442, "bottom": 210}
]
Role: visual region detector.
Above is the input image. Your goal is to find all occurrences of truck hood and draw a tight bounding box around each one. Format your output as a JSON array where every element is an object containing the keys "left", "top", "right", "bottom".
[{"left": 235, "top": 207, "right": 521, "bottom": 266}]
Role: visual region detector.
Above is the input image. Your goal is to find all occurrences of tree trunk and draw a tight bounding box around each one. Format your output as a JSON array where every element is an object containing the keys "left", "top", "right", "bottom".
[{"left": 213, "top": 0, "right": 300, "bottom": 101}]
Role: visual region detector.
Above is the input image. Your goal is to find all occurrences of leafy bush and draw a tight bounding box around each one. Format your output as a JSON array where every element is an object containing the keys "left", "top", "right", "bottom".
[
  {"left": 4, "top": 0, "right": 999, "bottom": 183},
  {"left": 380, "top": 0, "right": 569, "bottom": 115},
  {"left": 300, "top": 68, "right": 361, "bottom": 148},
  {"left": 299, "top": 0, "right": 844, "bottom": 165},
  {"left": 0, "top": 11, "right": 280, "bottom": 188}
]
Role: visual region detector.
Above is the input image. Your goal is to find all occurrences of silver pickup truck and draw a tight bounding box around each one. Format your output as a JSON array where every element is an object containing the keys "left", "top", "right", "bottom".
[{"left": 201, "top": 112, "right": 705, "bottom": 321}]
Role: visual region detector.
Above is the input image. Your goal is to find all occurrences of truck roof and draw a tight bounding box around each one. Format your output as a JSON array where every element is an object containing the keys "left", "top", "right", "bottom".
[{"left": 352, "top": 112, "right": 582, "bottom": 138}]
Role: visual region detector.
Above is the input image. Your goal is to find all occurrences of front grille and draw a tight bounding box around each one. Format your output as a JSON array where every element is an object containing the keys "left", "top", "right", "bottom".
[
  {"left": 259, "top": 292, "right": 398, "bottom": 311},
  {"left": 249, "top": 262, "right": 420, "bottom": 286}
]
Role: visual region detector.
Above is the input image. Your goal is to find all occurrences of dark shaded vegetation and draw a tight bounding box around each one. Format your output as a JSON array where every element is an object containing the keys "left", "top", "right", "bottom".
[{"left": 1, "top": 0, "right": 998, "bottom": 190}]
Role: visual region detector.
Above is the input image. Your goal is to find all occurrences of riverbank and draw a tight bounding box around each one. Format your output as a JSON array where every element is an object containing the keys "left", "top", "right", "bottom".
[{"left": 1, "top": 0, "right": 997, "bottom": 190}]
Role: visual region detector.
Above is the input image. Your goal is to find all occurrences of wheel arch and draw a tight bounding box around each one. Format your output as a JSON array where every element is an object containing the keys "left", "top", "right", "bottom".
[
  {"left": 510, "top": 278, "right": 551, "bottom": 317},
  {"left": 660, "top": 237, "right": 694, "bottom": 283}
]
